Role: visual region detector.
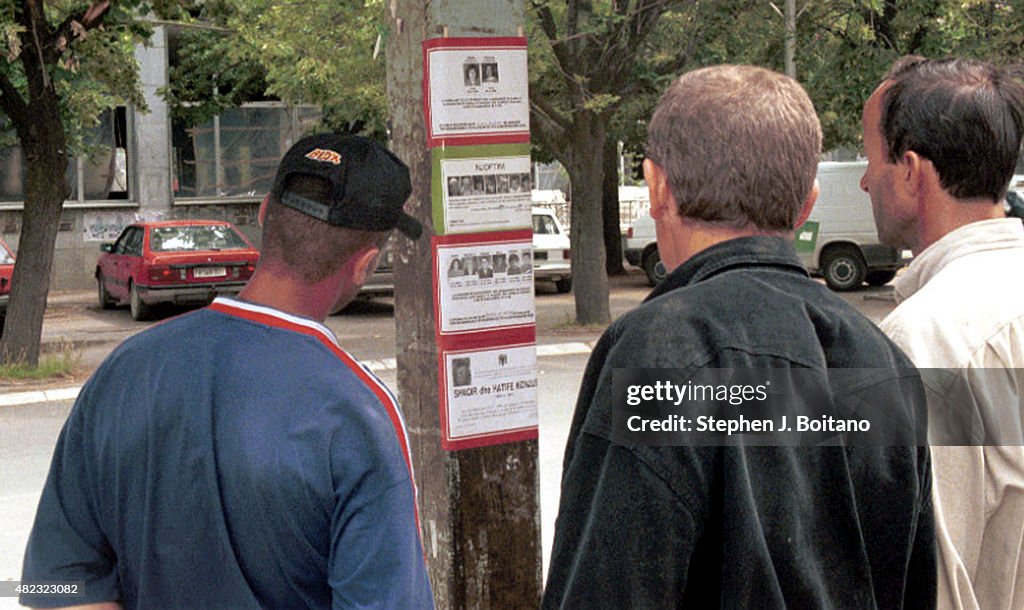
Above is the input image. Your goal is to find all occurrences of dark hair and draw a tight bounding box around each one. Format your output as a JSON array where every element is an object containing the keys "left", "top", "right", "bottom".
[
  {"left": 261, "top": 174, "right": 387, "bottom": 283},
  {"left": 881, "top": 56, "right": 1024, "bottom": 202},
  {"left": 645, "top": 65, "right": 821, "bottom": 231}
]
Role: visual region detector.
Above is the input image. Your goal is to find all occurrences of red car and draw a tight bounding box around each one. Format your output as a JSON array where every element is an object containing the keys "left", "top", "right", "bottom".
[
  {"left": 0, "top": 238, "right": 14, "bottom": 327},
  {"left": 96, "top": 220, "right": 258, "bottom": 320}
]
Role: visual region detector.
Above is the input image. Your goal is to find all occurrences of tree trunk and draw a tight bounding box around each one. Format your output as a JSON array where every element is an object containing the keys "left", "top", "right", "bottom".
[
  {"left": 603, "top": 138, "right": 624, "bottom": 275},
  {"left": 566, "top": 112, "right": 611, "bottom": 326},
  {"left": 0, "top": 17, "right": 70, "bottom": 366}
]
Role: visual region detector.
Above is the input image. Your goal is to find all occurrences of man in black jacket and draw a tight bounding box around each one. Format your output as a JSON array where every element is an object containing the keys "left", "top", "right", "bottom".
[{"left": 542, "top": 65, "right": 935, "bottom": 609}]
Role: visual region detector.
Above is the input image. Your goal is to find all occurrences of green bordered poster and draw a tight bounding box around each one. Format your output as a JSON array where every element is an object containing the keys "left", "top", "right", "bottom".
[{"left": 431, "top": 143, "right": 532, "bottom": 235}]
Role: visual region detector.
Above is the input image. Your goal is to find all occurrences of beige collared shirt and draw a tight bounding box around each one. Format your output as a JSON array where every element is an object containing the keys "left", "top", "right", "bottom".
[{"left": 882, "top": 218, "right": 1024, "bottom": 610}]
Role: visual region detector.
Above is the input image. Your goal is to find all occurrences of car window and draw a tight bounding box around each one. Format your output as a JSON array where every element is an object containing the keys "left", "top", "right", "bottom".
[
  {"left": 532, "top": 214, "right": 559, "bottom": 235},
  {"left": 113, "top": 227, "right": 143, "bottom": 256},
  {"left": 149, "top": 225, "right": 250, "bottom": 252},
  {"left": 127, "top": 228, "right": 146, "bottom": 256},
  {"left": 113, "top": 228, "right": 133, "bottom": 254}
]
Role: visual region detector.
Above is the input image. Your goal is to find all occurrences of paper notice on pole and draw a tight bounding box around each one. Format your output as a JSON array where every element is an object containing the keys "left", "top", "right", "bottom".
[
  {"left": 437, "top": 238, "right": 536, "bottom": 334},
  {"left": 424, "top": 37, "right": 529, "bottom": 147},
  {"left": 440, "top": 155, "right": 531, "bottom": 233},
  {"left": 442, "top": 344, "right": 538, "bottom": 448}
]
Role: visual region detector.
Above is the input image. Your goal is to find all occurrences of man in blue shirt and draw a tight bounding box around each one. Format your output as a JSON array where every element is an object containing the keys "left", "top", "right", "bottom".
[{"left": 21, "top": 133, "right": 434, "bottom": 609}]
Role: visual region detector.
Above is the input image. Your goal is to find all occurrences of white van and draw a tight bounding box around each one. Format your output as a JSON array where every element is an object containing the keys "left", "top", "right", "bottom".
[
  {"left": 625, "top": 162, "right": 909, "bottom": 289},
  {"left": 798, "top": 161, "right": 909, "bottom": 290}
]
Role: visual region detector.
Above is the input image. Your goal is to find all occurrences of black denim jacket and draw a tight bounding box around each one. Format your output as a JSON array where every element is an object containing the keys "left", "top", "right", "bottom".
[{"left": 543, "top": 236, "right": 935, "bottom": 609}]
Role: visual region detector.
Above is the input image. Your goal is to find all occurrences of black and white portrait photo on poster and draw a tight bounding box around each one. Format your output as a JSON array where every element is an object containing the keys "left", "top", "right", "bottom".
[
  {"left": 436, "top": 240, "right": 535, "bottom": 334},
  {"left": 439, "top": 155, "right": 532, "bottom": 233},
  {"left": 463, "top": 62, "right": 481, "bottom": 86}
]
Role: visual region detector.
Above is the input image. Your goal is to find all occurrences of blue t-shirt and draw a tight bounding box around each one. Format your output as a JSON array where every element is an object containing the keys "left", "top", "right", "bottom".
[{"left": 21, "top": 298, "right": 433, "bottom": 609}]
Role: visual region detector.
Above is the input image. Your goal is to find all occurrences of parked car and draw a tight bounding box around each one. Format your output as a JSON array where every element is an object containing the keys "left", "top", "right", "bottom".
[
  {"left": 624, "top": 214, "right": 663, "bottom": 286},
  {"left": 532, "top": 207, "right": 572, "bottom": 293},
  {"left": 96, "top": 220, "right": 259, "bottom": 321},
  {"left": 0, "top": 238, "right": 14, "bottom": 329},
  {"left": 358, "top": 234, "right": 397, "bottom": 298}
]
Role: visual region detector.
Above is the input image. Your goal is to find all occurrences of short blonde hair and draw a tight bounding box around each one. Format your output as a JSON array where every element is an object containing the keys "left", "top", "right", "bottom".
[
  {"left": 261, "top": 175, "right": 388, "bottom": 283},
  {"left": 645, "top": 65, "right": 822, "bottom": 231}
]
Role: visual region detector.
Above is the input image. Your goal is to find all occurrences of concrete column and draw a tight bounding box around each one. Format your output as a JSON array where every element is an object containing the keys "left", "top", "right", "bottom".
[{"left": 133, "top": 26, "right": 172, "bottom": 219}]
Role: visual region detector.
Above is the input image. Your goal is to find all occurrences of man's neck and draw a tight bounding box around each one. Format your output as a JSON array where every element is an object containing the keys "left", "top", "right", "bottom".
[
  {"left": 236, "top": 268, "right": 335, "bottom": 322},
  {"left": 663, "top": 218, "right": 790, "bottom": 270},
  {"left": 914, "top": 195, "right": 1005, "bottom": 255}
]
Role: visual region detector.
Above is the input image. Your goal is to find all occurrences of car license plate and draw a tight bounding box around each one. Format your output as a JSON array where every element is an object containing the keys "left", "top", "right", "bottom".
[{"left": 194, "top": 266, "right": 226, "bottom": 278}]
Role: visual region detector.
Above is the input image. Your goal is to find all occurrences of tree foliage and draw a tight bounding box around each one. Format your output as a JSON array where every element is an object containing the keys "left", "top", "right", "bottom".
[
  {"left": 164, "top": 0, "right": 389, "bottom": 138},
  {"left": 798, "top": 0, "right": 1024, "bottom": 151},
  {"left": 0, "top": 0, "right": 152, "bottom": 149},
  {"left": 528, "top": 0, "right": 747, "bottom": 323}
]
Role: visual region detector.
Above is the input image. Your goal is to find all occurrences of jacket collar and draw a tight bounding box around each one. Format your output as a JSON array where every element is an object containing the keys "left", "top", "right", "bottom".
[
  {"left": 893, "top": 218, "right": 1024, "bottom": 304},
  {"left": 645, "top": 235, "right": 809, "bottom": 303}
]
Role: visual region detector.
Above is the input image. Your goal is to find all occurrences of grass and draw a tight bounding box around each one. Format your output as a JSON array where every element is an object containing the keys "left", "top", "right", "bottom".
[
  {"left": 0, "top": 340, "right": 81, "bottom": 381},
  {"left": 551, "top": 312, "right": 612, "bottom": 333}
]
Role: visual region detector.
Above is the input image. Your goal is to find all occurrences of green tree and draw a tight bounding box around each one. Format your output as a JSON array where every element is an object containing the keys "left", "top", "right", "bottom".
[
  {"left": 797, "top": 0, "right": 1024, "bottom": 152},
  {"left": 529, "top": 0, "right": 742, "bottom": 324},
  {"left": 164, "top": 0, "right": 389, "bottom": 139},
  {"left": 0, "top": 0, "right": 152, "bottom": 365}
]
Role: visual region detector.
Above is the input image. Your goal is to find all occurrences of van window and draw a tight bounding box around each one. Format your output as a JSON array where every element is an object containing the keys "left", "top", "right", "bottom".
[{"left": 533, "top": 214, "right": 559, "bottom": 235}]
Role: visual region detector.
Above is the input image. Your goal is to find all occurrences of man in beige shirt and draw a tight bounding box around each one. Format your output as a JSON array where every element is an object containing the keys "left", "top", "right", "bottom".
[{"left": 861, "top": 55, "right": 1024, "bottom": 610}]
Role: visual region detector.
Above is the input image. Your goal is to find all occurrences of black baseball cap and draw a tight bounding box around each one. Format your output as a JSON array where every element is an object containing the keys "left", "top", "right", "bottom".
[{"left": 270, "top": 133, "right": 422, "bottom": 239}]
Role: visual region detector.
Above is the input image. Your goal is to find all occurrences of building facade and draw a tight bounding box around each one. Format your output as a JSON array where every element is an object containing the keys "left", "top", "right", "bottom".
[{"left": 0, "top": 27, "right": 321, "bottom": 290}]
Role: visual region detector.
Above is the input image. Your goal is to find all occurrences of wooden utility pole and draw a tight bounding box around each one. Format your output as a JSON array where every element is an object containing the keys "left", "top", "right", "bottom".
[{"left": 387, "top": 1, "right": 542, "bottom": 608}]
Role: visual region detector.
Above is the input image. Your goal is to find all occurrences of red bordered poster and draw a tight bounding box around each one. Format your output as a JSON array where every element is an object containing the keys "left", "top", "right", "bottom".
[
  {"left": 433, "top": 231, "right": 538, "bottom": 449},
  {"left": 423, "top": 37, "right": 530, "bottom": 148},
  {"left": 433, "top": 230, "right": 535, "bottom": 335},
  {"left": 438, "top": 342, "right": 539, "bottom": 451}
]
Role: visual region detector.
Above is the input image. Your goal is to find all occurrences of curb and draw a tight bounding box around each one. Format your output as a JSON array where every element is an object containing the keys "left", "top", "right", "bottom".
[
  {"left": 0, "top": 386, "right": 81, "bottom": 408},
  {"left": 0, "top": 341, "right": 596, "bottom": 409}
]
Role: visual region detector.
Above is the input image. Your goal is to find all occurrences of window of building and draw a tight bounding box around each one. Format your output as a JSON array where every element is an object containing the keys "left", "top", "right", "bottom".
[
  {"left": 0, "top": 107, "right": 131, "bottom": 204},
  {"left": 172, "top": 103, "right": 321, "bottom": 201}
]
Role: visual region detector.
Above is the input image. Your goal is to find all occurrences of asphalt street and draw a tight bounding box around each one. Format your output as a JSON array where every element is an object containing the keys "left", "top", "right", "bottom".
[{"left": 0, "top": 269, "right": 898, "bottom": 607}]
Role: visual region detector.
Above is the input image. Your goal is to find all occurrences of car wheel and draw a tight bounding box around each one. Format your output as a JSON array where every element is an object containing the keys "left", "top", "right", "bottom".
[
  {"left": 642, "top": 249, "right": 667, "bottom": 286},
  {"left": 129, "top": 282, "right": 153, "bottom": 321},
  {"left": 555, "top": 278, "right": 572, "bottom": 293},
  {"left": 821, "top": 247, "right": 867, "bottom": 291},
  {"left": 97, "top": 274, "right": 114, "bottom": 309},
  {"left": 865, "top": 269, "right": 897, "bottom": 287}
]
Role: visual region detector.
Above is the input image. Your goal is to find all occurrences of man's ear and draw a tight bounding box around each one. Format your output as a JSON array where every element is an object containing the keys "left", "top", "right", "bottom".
[
  {"left": 794, "top": 179, "right": 819, "bottom": 228},
  {"left": 258, "top": 194, "right": 270, "bottom": 228},
  {"left": 643, "top": 159, "right": 672, "bottom": 220},
  {"left": 350, "top": 244, "right": 383, "bottom": 286},
  {"left": 897, "top": 150, "right": 926, "bottom": 198}
]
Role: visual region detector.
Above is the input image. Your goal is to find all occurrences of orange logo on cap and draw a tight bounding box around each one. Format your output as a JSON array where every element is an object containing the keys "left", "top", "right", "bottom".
[{"left": 305, "top": 148, "right": 342, "bottom": 165}]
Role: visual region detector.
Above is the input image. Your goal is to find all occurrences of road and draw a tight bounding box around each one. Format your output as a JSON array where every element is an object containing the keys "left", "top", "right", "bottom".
[{"left": 0, "top": 271, "right": 898, "bottom": 606}]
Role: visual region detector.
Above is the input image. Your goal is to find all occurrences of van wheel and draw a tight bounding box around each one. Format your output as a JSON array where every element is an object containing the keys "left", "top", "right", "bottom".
[
  {"left": 822, "top": 247, "right": 867, "bottom": 291},
  {"left": 555, "top": 278, "right": 573, "bottom": 293},
  {"left": 865, "top": 269, "right": 897, "bottom": 287},
  {"left": 129, "top": 282, "right": 154, "bottom": 321},
  {"left": 642, "top": 249, "right": 667, "bottom": 286}
]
